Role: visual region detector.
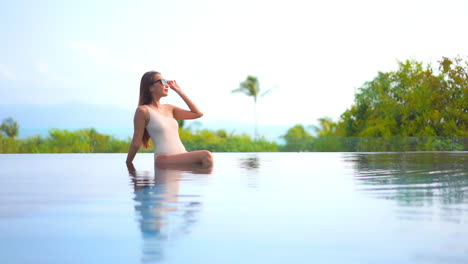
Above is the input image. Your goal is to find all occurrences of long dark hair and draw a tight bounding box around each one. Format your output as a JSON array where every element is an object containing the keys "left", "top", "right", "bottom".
[{"left": 139, "top": 71, "right": 160, "bottom": 148}]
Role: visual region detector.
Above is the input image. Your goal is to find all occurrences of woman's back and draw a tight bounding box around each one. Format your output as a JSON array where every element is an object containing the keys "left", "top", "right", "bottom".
[{"left": 144, "top": 105, "right": 186, "bottom": 157}]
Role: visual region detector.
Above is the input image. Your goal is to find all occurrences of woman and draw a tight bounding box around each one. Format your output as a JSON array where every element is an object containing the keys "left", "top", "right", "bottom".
[{"left": 126, "top": 71, "right": 213, "bottom": 168}]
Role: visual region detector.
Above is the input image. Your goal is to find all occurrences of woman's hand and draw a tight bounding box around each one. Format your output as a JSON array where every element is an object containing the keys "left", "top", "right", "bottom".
[
  {"left": 168, "top": 80, "right": 181, "bottom": 93},
  {"left": 126, "top": 161, "right": 136, "bottom": 174},
  {"left": 167, "top": 79, "right": 204, "bottom": 119}
]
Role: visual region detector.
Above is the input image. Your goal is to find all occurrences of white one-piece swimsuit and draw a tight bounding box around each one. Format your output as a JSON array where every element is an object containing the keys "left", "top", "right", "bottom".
[{"left": 144, "top": 105, "right": 187, "bottom": 157}]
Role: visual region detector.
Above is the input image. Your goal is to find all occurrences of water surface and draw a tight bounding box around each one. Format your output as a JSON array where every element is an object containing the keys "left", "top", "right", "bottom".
[{"left": 0, "top": 152, "right": 467, "bottom": 263}]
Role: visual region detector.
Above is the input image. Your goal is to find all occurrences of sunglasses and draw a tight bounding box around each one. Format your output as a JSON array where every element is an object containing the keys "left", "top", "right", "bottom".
[{"left": 151, "top": 79, "right": 168, "bottom": 86}]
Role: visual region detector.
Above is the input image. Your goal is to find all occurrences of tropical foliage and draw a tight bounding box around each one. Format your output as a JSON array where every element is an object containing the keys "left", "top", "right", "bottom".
[
  {"left": 0, "top": 126, "right": 279, "bottom": 153},
  {"left": 295, "top": 56, "right": 467, "bottom": 152},
  {"left": 0, "top": 117, "right": 19, "bottom": 139},
  {"left": 179, "top": 128, "right": 278, "bottom": 152},
  {"left": 337, "top": 57, "right": 467, "bottom": 137},
  {"left": 0, "top": 128, "right": 130, "bottom": 153},
  {"left": 280, "top": 124, "right": 314, "bottom": 152},
  {"left": 232, "top": 75, "right": 271, "bottom": 138}
]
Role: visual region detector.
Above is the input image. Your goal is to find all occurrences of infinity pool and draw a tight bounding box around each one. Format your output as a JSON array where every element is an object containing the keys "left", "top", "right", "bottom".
[{"left": 0, "top": 152, "right": 467, "bottom": 263}]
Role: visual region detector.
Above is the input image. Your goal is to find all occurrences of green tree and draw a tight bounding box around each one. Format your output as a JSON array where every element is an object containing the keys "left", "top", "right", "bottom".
[
  {"left": 338, "top": 57, "right": 467, "bottom": 138},
  {"left": 0, "top": 117, "right": 19, "bottom": 139},
  {"left": 281, "top": 124, "right": 313, "bottom": 151},
  {"left": 177, "top": 119, "right": 185, "bottom": 129},
  {"left": 232, "top": 75, "right": 271, "bottom": 138},
  {"left": 179, "top": 127, "right": 278, "bottom": 152},
  {"left": 313, "top": 117, "right": 339, "bottom": 137}
]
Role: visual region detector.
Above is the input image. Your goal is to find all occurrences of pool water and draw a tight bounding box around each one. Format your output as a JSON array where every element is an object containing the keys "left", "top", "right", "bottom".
[{"left": 0, "top": 152, "right": 467, "bottom": 263}]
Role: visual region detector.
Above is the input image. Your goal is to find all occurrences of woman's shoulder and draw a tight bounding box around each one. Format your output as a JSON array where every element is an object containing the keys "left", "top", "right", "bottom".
[
  {"left": 162, "top": 103, "right": 176, "bottom": 111},
  {"left": 135, "top": 105, "right": 150, "bottom": 118}
]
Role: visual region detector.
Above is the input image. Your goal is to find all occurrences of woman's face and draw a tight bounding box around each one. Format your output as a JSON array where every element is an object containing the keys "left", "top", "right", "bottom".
[{"left": 150, "top": 74, "right": 169, "bottom": 97}]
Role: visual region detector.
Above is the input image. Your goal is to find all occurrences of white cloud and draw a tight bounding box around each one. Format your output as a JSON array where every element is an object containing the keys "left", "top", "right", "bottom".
[
  {"left": 54, "top": 0, "right": 468, "bottom": 127},
  {"left": 0, "top": 64, "right": 15, "bottom": 80},
  {"left": 68, "top": 41, "right": 150, "bottom": 75},
  {"left": 36, "top": 61, "right": 49, "bottom": 74},
  {"left": 35, "top": 60, "right": 69, "bottom": 84},
  {"left": 69, "top": 41, "right": 105, "bottom": 58}
]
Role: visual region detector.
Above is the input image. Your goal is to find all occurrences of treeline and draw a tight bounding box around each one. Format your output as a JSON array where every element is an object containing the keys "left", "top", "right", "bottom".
[
  {"left": 283, "top": 56, "right": 467, "bottom": 151},
  {"left": 1, "top": 126, "right": 465, "bottom": 153},
  {"left": 1, "top": 56, "right": 466, "bottom": 153},
  {"left": 0, "top": 128, "right": 129, "bottom": 153},
  {"left": 0, "top": 127, "right": 280, "bottom": 153},
  {"left": 282, "top": 126, "right": 465, "bottom": 151},
  {"left": 339, "top": 57, "right": 467, "bottom": 137}
]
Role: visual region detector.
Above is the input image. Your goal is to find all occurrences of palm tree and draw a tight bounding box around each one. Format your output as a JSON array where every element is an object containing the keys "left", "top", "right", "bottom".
[
  {"left": 0, "top": 117, "right": 19, "bottom": 139},
  {"left": 313, "top": 117, "right": 338, "bottom": 137},
  {"left": 232, "top": 76, "right": 270, "bottom": 138}
]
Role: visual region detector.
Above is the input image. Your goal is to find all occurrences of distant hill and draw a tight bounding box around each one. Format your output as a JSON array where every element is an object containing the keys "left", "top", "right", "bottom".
[
  {"left": 0, "top": 103, "right": 291, "bottom": 141},
  {"left": 0, "top": 103, "right": 133, "bottom": 139},
  {"left": 0, "top": 102, "right": 133, "bottom": 128}
]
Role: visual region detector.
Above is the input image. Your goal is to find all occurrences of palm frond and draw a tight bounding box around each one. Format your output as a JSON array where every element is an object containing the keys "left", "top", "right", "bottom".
[
  {"left": 232, "top": 75, "right": 261, "bottom": 101},
  {"left": 260, "top": 89, "right": 272, "bottom": 98}
]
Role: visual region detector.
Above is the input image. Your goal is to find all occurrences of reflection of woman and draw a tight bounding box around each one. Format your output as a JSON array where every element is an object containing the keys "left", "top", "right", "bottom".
[
  {"left": 126, "top": 71, "right": 213, "bottom": 168},
  {"left": 127, "top": 162, "right": 211, "bottom": 262},
  {"left": 128, "top": 163, "right": 184, "bottom": 262}
]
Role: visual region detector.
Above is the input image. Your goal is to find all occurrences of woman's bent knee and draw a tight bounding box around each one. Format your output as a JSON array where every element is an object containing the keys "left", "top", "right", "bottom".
[
  {"left": 202, "top": 150, "right": 212, "bottom": 158},
  {"left": 155, "top": 154, "right": 169, "bottom": 164},
  {"left": 200, "top": 150, "right": 212, "bottom": 159},
  {"left": 155, "top": 151, "right": 212, "bottom": 166},
  {"left": 201, "top": 150, "right": 213, "bottom": 166}
]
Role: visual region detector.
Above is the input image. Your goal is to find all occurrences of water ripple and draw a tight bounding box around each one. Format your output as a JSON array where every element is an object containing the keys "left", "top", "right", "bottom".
[{"left": 346, "top": 152, "right": 468, "bottom": 207}]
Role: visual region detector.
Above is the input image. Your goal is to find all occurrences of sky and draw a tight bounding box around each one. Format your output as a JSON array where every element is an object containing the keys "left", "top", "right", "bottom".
[{"left": 0, "top": 0, "right": 467, "bottom": 129}]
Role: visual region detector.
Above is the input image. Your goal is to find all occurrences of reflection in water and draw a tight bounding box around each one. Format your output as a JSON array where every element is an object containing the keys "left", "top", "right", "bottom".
[
  {"left": 240, "top": 155, "right": 260, "bottom": 170},
  {"left": 127, "top": 163, "right": 212, "bottom": 263},
  {"left": 346, "top": 152, "right": 468, "bottom": 221},
  {"left": 239, "top": 154, "right": 260, "bottom": 189}
]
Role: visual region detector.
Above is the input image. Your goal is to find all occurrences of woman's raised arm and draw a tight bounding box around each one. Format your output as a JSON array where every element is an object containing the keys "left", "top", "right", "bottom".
[{"left": 168, "top": 80, "right": 203, "bottom": 120}]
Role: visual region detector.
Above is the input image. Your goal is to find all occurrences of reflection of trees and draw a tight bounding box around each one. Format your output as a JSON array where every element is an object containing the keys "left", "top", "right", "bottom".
[
  {"left": 239, "top": 154, "right": 261, "bottom": 189},
  {"left": 346, "top": 152, "right": 468, "bottom": 207},
  {"left": 128, "top": 163, "right": 210, "bottom": 263},
  {"left": 240, "top": 155, "right": 260, "bottom": 170}
]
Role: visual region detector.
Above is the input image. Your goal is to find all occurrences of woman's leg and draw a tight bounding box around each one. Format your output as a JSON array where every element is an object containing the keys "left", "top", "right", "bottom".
[{"left": 156, "top": 150, "right": 213, "bottom": 168}]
